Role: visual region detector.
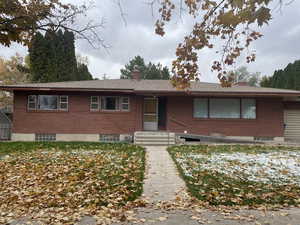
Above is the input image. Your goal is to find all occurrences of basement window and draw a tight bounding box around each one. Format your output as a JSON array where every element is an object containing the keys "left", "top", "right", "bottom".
[
  {"left": 99, "top": 134, "right": 120, "bottom": 142},
  {"left": 35, "top": 133, "right": 56, "bottom": 141}
]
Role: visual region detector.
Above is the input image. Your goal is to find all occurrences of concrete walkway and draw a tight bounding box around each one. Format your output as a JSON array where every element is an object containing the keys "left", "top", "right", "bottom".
[{"left": 143, "top": 146, "right": 185, "bottom": 202}]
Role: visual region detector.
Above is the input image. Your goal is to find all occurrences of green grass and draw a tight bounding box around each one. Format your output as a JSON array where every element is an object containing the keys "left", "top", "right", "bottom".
[
  {"left": 0, "top": 141, "right": 141, "bottom": 156},
  {"left": 0, "top": 142, "right": 145, "bottom": 218},
  {"left": 168, "top": 144, "right": 300, "bottom": 207}
]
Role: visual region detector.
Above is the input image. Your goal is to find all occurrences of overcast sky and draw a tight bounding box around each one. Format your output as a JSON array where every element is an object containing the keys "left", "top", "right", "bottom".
[{"left": 0, "top": 1, "right": 299, "bottom": 82}]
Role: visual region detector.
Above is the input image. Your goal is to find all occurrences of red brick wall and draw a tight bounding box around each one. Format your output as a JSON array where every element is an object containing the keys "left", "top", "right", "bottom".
[
  {"left": 13, "top": 91, "right": 285, "bottom": 137},
  {"left": 166, "top": 97, "right": 284, "bottom": 137},
  {"left": 13, "top": 91, "right": 143, "bottom": 134}
]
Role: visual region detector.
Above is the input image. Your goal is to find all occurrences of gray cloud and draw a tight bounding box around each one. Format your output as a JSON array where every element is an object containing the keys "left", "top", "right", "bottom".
[{"left": 0, "top": 0, "right": 300, "bottom": 82}]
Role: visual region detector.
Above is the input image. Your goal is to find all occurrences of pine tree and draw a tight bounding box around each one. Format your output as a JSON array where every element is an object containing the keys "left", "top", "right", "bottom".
[{"left": 120, "top": 56, "right": 170, "bottom": 80}]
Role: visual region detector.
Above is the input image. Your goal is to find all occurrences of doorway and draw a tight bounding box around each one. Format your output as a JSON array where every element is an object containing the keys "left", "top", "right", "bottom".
[{"left": 143, "top": 98, "right": 158, "bottom": 131}]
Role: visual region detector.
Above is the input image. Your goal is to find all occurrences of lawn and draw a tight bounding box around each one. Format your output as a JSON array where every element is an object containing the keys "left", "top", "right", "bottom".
[
  {"left": 168, "top": 144, "right": 300, "bottom": 208},
  {"left": 0, "top": 142, "right": 145, "bottom": 224}
]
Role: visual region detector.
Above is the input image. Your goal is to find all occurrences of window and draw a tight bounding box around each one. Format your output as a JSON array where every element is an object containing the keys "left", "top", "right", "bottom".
[
  {"left": 99, "top": 134, "right": 120, "bottom": 142},
  {"left": 28, "top": 95, "right": 37, "bottom": 110},
  {"left": 59, "top": 96, "right": 68, "bottom": 110},
  {"left": 121, "top": 97, "right": 130, "bottom": 111},
  {"left": 102, "top": 97, "right": 120, "bottom": 110},
  {"left": 210, "top": 98, "right": 240, "bottom": 118},
  {"left": 38, "top": 95, "right": 58, "bottom": 110},
  {"left": 28, "top": 95, "right": 68, "bottom": 111},
  {"left": 193, "top": 98, "right": 256, "bottom": 119},
  {"left": 193, "top": 98, "right": 208, "bottom": 118},
  {"left": 90, "top": 96, "right": 99, "bottom": 110},
  {"left": 242, "top": 99, "right": 256, "bottom": 119},
  {"left": 35, "top": 133, "right": 56, "bottom": 141},
  {"left": 90, "top": 96, "right": 130, "bottom": 111}
]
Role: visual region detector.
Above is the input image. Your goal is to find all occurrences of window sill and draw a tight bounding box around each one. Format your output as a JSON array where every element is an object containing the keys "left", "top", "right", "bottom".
[
  {"left": 192, "top": 118, "right": 256, "bottom": 121},
  {"left": 90, "top": 110, "right": 130, "bottom": 113},
  {"left": 27, "top": 110, "right": 69, "bottom": 113}
]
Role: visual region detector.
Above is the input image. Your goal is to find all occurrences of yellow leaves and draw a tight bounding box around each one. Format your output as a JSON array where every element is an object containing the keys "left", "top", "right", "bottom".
[
  {"left": 217, "top": 11, "right": 240, "bottom": 27},
  {"left": 0, "top": 147, "right": 145, "bottom": 224}
]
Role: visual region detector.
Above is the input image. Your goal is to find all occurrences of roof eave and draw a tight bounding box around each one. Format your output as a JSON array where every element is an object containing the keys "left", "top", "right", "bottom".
[{"left": 0, "top": 86, "right": 135, "bottom": 93}]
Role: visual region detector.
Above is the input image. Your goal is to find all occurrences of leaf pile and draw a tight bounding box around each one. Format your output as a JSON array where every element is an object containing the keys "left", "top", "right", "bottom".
[
  {"left": 168, "top": 145, "right": 300, "bottom": 207},
  {"left": 0, "top": 142, "right": 145, "bottom": 224}
]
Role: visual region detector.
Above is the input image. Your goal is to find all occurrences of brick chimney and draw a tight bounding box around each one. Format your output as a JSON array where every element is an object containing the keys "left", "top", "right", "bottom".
[{"left": 131, "top": 66, "right": 141, "bottom": 81}]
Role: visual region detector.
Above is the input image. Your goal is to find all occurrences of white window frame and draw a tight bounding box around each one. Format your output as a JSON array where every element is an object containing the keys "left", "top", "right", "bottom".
[
  {"left": 28, "top": 95, "right": 37, "bottom": 110},
  {"left": 90, "top": 96, "right": 100, "bottom": 111},
  {"left": 121, "top": 97, "right": 130, "bottom": 111},
  {"left": 59, "top": 96, "right": 68, "bottom": 111},
  {"left": 28, "top": 95, "right": 69, "bottom": 111}
]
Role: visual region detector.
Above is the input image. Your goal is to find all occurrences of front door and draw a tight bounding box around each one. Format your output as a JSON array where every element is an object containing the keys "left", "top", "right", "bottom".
[{"left": 143, "top": 98, "right": 158, "bottom": 131}]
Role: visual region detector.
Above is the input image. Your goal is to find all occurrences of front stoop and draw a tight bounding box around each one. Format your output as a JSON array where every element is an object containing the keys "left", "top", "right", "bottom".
[{"left": 134, "top": 131, "right": 176, "bottom": 146}]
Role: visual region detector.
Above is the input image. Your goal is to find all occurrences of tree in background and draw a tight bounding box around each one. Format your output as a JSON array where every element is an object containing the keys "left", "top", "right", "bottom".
[
  {"left": 76, "top": 54, "right": 93, "bottom": 81},
  {"left": 120, "top": 55, "right": 170, "bottom": 80},
  {"left": 29, "top": 30, "right": 93, "bottom": 82},
  {"left": 0, "top": 54, "right": 29, "bottom": 107},
  {"left": 228, "top": 66, "right": 260, "bottom": 87},
  {"left": 260, "top": 75, "right": 273, "bottom": 88},
  {"left": 260, "top": 60, "right": 300, "bottom": 90}
]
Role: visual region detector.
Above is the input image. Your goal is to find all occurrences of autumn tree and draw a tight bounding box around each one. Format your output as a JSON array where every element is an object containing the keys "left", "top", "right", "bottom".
[
  {"left": 0, "top": 54, "right": 29, "bottom": 107},
  {"left": 0, "top": 0, "right": 104, "bottom": 47},
  {"left": 149, "top": 0, "right": 287, "bottom": 88},
  {"left": 120, "top": 55, "right": 170, "bottom": 80}
]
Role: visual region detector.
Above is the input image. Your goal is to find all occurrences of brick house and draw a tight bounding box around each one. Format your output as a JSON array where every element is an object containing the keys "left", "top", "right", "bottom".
[{"left": 1, "top": 73, "right": 300, "bottom": 142}]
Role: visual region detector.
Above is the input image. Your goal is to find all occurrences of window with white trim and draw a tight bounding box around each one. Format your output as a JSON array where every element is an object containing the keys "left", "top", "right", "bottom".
[
  {"left": 193, "top": 98, "right": 256, "bottom": 119},
  {"left": 90, "top": 96, "right": 99, "bottom": 110},
  {"left": 121, "top": 97, "right": 130, "bottom": 111},
  {"left": 59, "top": 96, "right": 68, "bottom": 110},
  {"left": 28, "top": 95, "right": 37, "bottom": 110},
  {"left": 28, "top": 95, "right": 69, "bottom": 111}
]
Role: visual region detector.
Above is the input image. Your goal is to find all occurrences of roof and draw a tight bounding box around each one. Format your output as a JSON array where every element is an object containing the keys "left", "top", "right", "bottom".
[{"left": 1, "top": 79, "right": 300, "bottom": 96}]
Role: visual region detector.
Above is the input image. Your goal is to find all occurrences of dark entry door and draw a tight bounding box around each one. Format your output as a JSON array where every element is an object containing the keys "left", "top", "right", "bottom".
[{"left": 158, "top": 97, "right": 167, "bottom": 130}]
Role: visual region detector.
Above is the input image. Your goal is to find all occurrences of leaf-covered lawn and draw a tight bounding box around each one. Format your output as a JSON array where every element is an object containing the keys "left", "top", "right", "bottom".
[
  {"left": 168, "top": 145, "right": 300, "bottom": 208},
  {"left": 0, "top": 142, "right": 145, "bottom": 224}
]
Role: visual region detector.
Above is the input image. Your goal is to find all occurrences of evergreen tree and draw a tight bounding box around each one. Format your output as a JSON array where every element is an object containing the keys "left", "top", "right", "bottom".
[
  {"left": 29, "top": 30, "right": 93, "bottom": 82},
  {"left": 260, "top": 60, "right": 300, "bottom": 90},
  {"left": 63, "top": 30, "right": 78, "bottom": 81},
  {"left": 120, "top": 56, "right": 170, "bottom": 80},
  {"left": 77, "top": 63, "right": 93, "bottom": 80},
  {"left": 29, "top": 32, "right": 49, "bottom": 82}
]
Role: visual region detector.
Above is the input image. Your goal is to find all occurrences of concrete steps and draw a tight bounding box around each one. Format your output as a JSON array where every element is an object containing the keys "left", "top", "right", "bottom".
[{"left": 134, "top": 131, "right": 176, "bottom": 146}]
